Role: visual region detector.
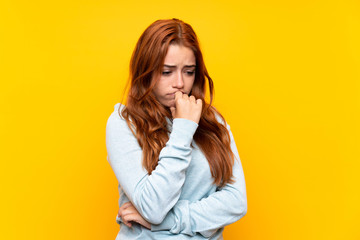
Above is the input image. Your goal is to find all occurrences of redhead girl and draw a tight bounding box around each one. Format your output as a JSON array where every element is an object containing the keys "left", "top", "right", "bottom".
[{"left": 106, "top": 18, "right": 247, "bottom": 239}]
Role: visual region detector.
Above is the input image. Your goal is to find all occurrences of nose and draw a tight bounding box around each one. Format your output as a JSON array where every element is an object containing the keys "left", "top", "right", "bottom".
[{"left": 172, "top": 71, "right": 184, "bottom": 89}]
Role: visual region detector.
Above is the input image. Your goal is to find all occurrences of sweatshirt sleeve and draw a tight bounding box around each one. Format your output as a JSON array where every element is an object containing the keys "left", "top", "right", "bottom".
[
  {"left": 106, "top": 105, "right": 198, "bottom": 224},
  {"left": 151, "top": 122, "right": 247, "bottom": 237}
]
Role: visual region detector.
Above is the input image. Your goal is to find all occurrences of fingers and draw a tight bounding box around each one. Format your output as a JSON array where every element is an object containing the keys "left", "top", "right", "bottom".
[
  {"left": 118, "top": 202, "right": 136, "bottom": 227},
  {"left": 118, "top": 203, "right": 151, "bottom": 229},
  {"left": 119, "top": 203, "right": 136, "bottom": 217},
  {"left": 122, "top": 213, "right": 135, "bottom": 227},
  {"left": 123, "top": 220, "right": 132, "bottom": 228},
  {"left": 174, "top": 91, "right": 198, "bottom": 102},
  {"left": 189, "top": 95, "right": 196, "bottom": 103},
  {"left": 118, "top": 203, "right": 141, "bottom": 225},
  {"left": 118, "top": 202, "right": 132, "bottom": 216},
  {"left": 171, "top": 91, "right": 203, "bottom": 123},
  {"left": 122, "top": 202, "right": 133, "bottom": 209},
  {"left": 122, "top": 213, "right": 151, "bottom": 230},
  {"left": 174, "top": 91, "right": 182, "bottom": 100}
]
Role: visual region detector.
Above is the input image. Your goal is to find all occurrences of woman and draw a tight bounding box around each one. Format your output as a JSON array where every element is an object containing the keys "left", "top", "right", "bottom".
[{"left": 106, "top": 18, "right": 247, "bottom": 239}]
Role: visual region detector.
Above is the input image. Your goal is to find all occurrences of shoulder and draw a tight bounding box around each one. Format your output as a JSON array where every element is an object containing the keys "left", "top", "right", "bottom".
[
  {"left": 106, "top": 103, "right": 134, "bottom": 136},
  {"left": 113, "top": 102, "right": 125, "bottom": 118},
  {"left": 105, "top": 103, "right": 141, "bottom": 165},
  {"left": 106, "top": 103, "right": 125, "bottom": 124}
]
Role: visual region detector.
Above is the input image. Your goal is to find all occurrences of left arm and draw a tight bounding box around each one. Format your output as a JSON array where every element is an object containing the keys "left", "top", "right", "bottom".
[
  {"left": 118, "top": 123, "right": 247, "bottom": 237},
  {"left": 151, "top": 123, "right": 247, "bottom": 237}
]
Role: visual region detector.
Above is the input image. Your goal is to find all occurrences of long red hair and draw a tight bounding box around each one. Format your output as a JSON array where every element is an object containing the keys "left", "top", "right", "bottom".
[{"left": 120, "top": 18, "right": 235, "bottom": 187}]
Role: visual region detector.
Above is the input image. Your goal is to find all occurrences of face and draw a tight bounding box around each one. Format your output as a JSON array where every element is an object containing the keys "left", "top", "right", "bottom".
[{"left": 152, "top": 44, "right": 196, "bottom": 108}]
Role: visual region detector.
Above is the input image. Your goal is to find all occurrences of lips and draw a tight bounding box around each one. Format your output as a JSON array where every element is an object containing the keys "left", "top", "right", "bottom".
[{"left": 167, "top": 91, "right": 185, "bottom": 95}]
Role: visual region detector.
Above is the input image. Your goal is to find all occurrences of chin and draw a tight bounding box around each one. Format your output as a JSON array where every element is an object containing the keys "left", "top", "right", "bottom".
[
  {"left": 164, "top": 102, "right": 175, "bottom": 108},
  {"left": 162, "top": 99, "right": 175, "bottom": 108}
]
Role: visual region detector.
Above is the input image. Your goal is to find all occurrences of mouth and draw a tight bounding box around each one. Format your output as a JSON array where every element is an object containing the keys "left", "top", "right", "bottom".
[{"left": 167, "top": 91, "right": 185, "bottom": 95}]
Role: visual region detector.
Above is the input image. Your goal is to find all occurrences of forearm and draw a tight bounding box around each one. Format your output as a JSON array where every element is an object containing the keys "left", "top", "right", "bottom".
[
  {"left": 151, "top": 126, "right": 247, "bottom": 236},
  {"left": 106, "top": 112, "right": 199, "bottom": 224},
  {"left": 151, "top": 162, "right": 247, "bottom": 237}
]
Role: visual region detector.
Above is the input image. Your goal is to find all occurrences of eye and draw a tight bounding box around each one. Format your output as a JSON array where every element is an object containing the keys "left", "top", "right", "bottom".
[
  {"left": 162, "top": 71, "right": 171, "bottom": 76},
  {"left": 186, "top": 71, "right": 195, "bottom": 76}
]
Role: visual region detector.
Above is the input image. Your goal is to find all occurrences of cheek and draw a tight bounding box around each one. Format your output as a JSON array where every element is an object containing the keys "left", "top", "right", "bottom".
[
  {"left": 153, "top": 87, "right": 163, "bottom": 99},
  {"left": 186, "top": 78, "right": 195, "bottom": 91},
  {"left": 153, "top": 80, "right": 167, "bottom": 97}
]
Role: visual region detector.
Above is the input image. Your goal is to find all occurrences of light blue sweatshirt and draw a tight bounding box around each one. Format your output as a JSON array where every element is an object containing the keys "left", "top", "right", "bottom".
[{"left": 106, "top": 103, "right": 247, "bottom": 239}]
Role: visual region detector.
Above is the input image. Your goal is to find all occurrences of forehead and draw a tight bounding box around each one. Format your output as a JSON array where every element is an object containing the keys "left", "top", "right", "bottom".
[{"left": 163, "top": 44, "right": 196, "bottom": 65}]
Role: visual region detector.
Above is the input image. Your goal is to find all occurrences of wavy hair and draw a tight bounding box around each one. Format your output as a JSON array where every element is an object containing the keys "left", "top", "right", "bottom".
[{"left": 120, "top": 18, "right": 235, "bottom": 187}]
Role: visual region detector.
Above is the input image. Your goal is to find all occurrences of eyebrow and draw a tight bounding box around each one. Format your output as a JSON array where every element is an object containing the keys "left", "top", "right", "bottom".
[{"left": 163, "top": 64, "right": 196, "bottom": 68}]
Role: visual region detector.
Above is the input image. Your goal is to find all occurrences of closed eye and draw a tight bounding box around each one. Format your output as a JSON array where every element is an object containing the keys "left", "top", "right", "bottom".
[
  {"left": 186, "top": 71, "right": 195, "bottom": 76},
  {"left": 162, "top": 71, "right": 171, "bottom": 76}
]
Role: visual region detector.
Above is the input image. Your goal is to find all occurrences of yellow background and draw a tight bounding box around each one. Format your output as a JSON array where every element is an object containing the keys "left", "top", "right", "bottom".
[{"left": 1, "top": 0, "right": 359, "bottom": 239}]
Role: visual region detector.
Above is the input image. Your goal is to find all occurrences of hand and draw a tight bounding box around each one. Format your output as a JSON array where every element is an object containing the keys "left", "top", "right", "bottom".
[
  {"left": 118, "top": 202, "right": 151, "bottom": 229},
  {"left": 170, "top": 91, "right": 203, "bottom": 124}
]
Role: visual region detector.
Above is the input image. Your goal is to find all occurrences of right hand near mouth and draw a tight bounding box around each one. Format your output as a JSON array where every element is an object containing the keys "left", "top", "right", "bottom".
[{"left": 170, "top": 91, "right": 203, "bottom": 124}]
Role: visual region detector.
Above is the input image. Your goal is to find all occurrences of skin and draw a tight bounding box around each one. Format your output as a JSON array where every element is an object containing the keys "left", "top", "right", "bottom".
[
  {"left": 152, "top": 43, "right": 197, "bottom": 108},
  {"left": 118, "top": 44, "right": 203, "bottom": 229},
  {"left": 118, "top": 202, "right": 151, "bottom": 229}
]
